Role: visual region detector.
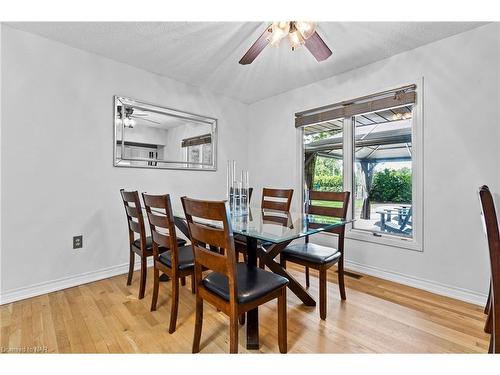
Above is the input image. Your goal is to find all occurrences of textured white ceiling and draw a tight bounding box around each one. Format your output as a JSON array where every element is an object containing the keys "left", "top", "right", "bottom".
[{"left": 7, "top": 22, "right": 486, "bottom": 103}]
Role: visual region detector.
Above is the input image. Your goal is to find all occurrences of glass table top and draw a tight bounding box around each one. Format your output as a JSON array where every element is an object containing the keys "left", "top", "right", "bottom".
[
  {"left": 223, "top": 207, "right": 349, "bottom": 244},
  {"left": 144, "top": 204, "right": 350, "bottom": 244}
]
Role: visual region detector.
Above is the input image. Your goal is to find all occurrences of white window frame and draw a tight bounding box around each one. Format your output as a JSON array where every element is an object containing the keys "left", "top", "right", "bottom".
[{"left": 298, "top": 78, "right": 424, "bottom": 252}]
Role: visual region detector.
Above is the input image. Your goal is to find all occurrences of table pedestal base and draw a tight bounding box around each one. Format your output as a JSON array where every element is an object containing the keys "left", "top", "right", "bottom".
[{"left": 246, "top": 237, "right": 260, "bottom": 350}]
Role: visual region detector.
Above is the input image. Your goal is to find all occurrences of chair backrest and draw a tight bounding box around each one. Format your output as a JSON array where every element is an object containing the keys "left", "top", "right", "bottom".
[
  {"left": 306, "top": 191, "right": 350, "bottom": 237},
  {"left": 400, "top": 207, "right": 412, "bottom": 230},
  {"left": 261, "top": 188, "right": 294, "bottom": 211},
  {"left": 142, "top": 193, "right": 180, "bottom": 264},
  {"left": 120, "top": 189, "right": 147, "bottom": 251},
  {"left": 181, "top": 197, "right": 238, "bottom": 301},
  {"left": 479, "top": 185, "right": 500, "bottom": 353}
]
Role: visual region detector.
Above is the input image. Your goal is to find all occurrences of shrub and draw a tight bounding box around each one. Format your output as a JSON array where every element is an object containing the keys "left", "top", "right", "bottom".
[
  {"left": 313, "top": 174, "right": 343, "bottom": 192},
  {"left": 370, "top": 168, "right": 412, "bottom": 203}
]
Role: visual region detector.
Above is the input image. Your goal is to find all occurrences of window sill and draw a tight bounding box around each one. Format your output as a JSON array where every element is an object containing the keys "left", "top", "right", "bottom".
[{"left": 344, "top": 228, "right": 422, "bottom": 252}]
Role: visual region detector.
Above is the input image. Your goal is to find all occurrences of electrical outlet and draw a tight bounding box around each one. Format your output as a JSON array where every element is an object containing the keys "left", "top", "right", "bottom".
[{"left": 73, "top": 235, "right": 83, "bottom": 249}]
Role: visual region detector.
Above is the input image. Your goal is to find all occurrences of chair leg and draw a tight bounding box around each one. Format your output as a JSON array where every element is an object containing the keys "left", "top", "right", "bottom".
[
  {"left": 485, "top": 307, "right": 492, "bottom": 334},
  {"left": 239, "top": 313, "right": 245, "bottom": 325},
  {"left": 192, "top": 296, "right": 203, "bottom": 353},
  {"left": 278, "top": 287, "right": 287, "bottom": 353},
  {"left": 338, "top": 255, "right": 346, "bottom": 300},
  {"left": 305, "top": 266, "right": 310, "bottom": 288},
  {"left": 485, "top": 284, "right": 491, "bottom": 314},
  {"left": 150, "top": 265, "right": 160, "bottom": 311},
  {"left": 138, "top": 257, "right": 147, "bottom": 299},
  {"left": 319, "top": 268, "right": 327, "bottom": 320},
  {"left": 190, "top": 274, "right": 196, "bottom": 294},
  {"left": 280, "top": 257, "right": 286, "bottom": 269},
  {"left": 169, "top": 277, "right": 180, "bottom": 334},
  {"left": 127, "top": 250, "right": 134, "bottom": 286},
  {"left": 229, "top": 314, "right": 239, "bottom": 354}
]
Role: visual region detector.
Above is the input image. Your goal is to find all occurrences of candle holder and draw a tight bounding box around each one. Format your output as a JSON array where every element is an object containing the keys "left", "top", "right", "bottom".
[{"left": 226, "top": 160, "right": 250, "bottom": 215}]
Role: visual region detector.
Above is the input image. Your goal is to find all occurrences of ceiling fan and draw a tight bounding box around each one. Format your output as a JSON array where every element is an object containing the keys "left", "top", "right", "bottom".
[
  {"left": 239, "top": 21, "right": 332, "bottom": 65},
  {"left": 117, "top": 106, "right": 162, "bottom": 128}
]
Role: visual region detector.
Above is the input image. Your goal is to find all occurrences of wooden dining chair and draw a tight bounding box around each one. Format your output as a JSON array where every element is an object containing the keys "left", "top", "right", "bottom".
[
  {"left": 261, "top": 188, "right": 294, "bottom": 211},
  {"left": 235, "top": 188, "right": 294, "bottom": 261},
  {"left": 280, "top": 191, "right": 350, "bottom": 320},
  {"left": 120, "top": 189, "right": 186, "bottom": 299},
  {"left": 143, "top": 193, "right": 195, "bottom": 334},
  {"left": 478, "top": 185, "right": 499, "bottom": 353},
  {"left": 181, "top": 196, "right": 289, "bottom": 353}
]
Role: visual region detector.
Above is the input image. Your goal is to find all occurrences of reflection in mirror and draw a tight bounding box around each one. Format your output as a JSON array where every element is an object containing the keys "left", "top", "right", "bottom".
[{"left": 114, "top": 96, "right": 217, "bottom": 170}]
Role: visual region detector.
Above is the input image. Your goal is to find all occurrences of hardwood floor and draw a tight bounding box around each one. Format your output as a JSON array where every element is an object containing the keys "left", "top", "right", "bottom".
[{"left": 0, "top": 264, "right": 490, "bottom": 353}]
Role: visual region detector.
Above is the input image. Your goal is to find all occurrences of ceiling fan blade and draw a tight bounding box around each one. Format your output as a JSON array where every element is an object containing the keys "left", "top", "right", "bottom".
[
  {"left": 304, "top": 31, "right": 332, "bottom": 62},
  {"left": 239, "top": 25, "right": 272, "bottom": 65},
  {"left": 131, "top": 115, "right": 162, "bottom": 125}
]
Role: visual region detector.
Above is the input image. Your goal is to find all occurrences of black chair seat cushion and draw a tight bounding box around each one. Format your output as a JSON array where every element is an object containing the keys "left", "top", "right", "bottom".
[
  {"left": 202, "top": 263, "right": 288, "bottom": 304},
  {"left": 158, "top": 245, "right": 194, "bottom": 270},
  {"left": 134, "top": 236, "right": 187, "bottom": 250},
  {"left": 282, "top": 242, "right": 341, "bottom": 265}
]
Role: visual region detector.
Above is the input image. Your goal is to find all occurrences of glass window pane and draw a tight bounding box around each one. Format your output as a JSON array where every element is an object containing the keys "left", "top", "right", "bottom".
[
  {"left": 352, "top": 106, "right": 413, "bottom": 238},
  {"left": 303, "top": 120, "right": 344, "bottom": 205}
]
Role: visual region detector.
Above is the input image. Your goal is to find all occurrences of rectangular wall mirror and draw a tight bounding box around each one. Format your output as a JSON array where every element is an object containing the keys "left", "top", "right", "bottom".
[{"left": 114, "top": 96, "right": 217, "bottom": 170}]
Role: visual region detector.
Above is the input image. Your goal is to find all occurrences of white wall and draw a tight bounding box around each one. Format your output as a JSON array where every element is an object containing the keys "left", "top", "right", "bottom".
[
  {"left": 117, "top": 123, "right": 170, "bottom": 146},
  {"left": 246, "top": 23, "right": 500, "bottom": 304},
  {"left": 0, "top": 25, "right": 249, "bottom": 301}
]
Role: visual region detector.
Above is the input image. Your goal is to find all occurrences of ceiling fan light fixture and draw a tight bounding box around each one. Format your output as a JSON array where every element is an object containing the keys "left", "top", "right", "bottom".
[
  {"left": 288, "top": 29, "right": 305, "bottom": 50},
  {"left": 295, "top": 21, "right": 316, "bottom": 40},
  {"left": 123, "top": 117, "right": 135, "bottom": 128},
  {"left": 269, "top": 21, "right": 290, "bottom": 46}
]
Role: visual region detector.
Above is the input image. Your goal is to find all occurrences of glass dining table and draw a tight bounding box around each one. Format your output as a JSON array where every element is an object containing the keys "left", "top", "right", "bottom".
[{"left": 169, "top": 204, "right": 350, "bottom": 350}]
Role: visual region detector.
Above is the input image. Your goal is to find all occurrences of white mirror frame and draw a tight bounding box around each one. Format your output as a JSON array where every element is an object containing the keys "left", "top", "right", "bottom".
[{"left": 113, "top": 95, "right": 218, "bottom": 171}]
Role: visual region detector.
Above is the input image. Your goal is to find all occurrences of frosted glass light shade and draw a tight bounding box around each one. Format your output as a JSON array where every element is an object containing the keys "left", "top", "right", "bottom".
[{"left": 295, "top": 21, "right": 316, "bottom": 40}]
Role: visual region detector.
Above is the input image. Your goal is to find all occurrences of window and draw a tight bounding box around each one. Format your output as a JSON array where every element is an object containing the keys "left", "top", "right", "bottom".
[
  {"left": 182, "top": 134, "right": 213, "bottom": 169},
  {"left": 303, "top": 118, "right": 344, "bottom": 194},
  {"left": 352, "top": 106, "right": 413, "bottom": 238},
  {"left": 298, "top": 84, "right": 422, "bottom": 250}
]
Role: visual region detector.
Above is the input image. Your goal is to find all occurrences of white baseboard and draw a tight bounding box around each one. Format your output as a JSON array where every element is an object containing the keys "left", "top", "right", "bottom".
[
  {"left": 1, "top": 258, "right": 488, "bottom": 307},
  {"left": 0, "top": 258, "right": 153, "bottom": 305},
  {"left": 345, "top": 259, "right": 488, "bottom": 306}
]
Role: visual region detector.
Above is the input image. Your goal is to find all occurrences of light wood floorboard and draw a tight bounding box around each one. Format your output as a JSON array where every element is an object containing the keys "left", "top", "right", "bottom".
[{"left": 0, "top": 264, "right": 490, "bottom": 353}]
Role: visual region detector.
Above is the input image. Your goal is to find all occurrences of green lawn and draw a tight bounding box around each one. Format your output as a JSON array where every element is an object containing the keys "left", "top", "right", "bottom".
[{"left": 311, "top": 199, "right": 363, "bottom": 208}]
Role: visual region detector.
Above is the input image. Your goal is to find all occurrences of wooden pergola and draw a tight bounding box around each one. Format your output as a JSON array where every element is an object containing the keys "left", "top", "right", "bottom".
[{"left": 304, "top": 108, "right": 412, "bottom": 219}]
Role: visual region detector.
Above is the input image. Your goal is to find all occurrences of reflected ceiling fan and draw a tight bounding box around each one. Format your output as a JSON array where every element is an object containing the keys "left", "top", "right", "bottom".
[
  {"left": 239, "top": 21, "right": 332, "bottom": 65},
  {"left": 117, "top": 106, "right": 161, "bottom": 128}
]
